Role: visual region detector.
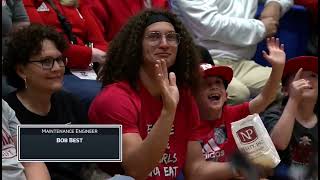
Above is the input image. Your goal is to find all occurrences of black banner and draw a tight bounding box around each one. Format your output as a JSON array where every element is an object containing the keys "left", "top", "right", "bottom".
[{"left": 17, "top": 125, "right": 121, "bottom": 162}]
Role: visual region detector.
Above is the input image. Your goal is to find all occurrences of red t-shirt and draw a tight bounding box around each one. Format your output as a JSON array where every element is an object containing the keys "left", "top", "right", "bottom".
[
  {"left": 89, "top": 81, "right": 200, "bottom": 179},
  {"left": 23, "top": 0, "right": 108, "bottom": 69},
  {"left": 194, "top": 103, "right": 250, "bottom": 162}
]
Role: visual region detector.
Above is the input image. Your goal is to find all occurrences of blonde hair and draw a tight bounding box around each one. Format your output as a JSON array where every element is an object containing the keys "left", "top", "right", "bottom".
[{"left": 60, "top": 0, "right": 78, "bottom": 7}]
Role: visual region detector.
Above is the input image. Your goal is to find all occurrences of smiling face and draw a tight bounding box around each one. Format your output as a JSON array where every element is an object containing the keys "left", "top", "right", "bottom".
[
  {"left": 285, "top": 70, "right": 318, "bottom": 100},
  {"left": 17, "top": 39, "right": 65, "bottom": 93},
  {"left": 142, "top": 21, "right": 178, "bottom": 68},
  {"left": 195, "top": 76, "right": 228, "bottom": 119}
]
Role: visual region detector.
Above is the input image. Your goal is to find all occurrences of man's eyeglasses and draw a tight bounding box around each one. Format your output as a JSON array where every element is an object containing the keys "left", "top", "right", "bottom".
[
  {"left": 29, "top": 56, "right": 67, "bottom": 70},
  {"left": 144, "top": 31, "right": 181, "bottom": 46}
]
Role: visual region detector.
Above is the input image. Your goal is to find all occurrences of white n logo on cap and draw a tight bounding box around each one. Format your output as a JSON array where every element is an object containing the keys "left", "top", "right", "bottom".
[{"left": 200, "top": 64, "right": 213, "bottom": 71}]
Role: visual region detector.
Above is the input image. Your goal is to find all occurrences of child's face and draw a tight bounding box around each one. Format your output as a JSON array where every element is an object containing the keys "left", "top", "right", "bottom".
[
  {"left": 285, "top": 70, "right": 318, "bottom": 100},
  {"left": 196, "top": 76, "right": 227, "bottom": 115}
]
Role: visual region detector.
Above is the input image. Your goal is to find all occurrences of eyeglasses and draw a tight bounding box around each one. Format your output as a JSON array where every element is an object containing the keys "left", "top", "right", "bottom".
[
  {"left": 29, "top": 56, "right": 67, "bottom": 70},
  {"left": 144, "top": 31, "right": 181, "bottom": 46}
]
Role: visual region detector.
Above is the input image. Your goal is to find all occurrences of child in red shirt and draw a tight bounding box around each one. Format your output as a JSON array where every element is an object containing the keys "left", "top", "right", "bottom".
[{"left": 194, "top": 37, "right": 286, "bottom": 163}]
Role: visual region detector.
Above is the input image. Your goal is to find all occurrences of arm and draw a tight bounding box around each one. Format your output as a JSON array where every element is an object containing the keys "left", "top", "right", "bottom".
[
  {"left": 262, "top": 0, "right": 293, "bottom": 18},
  {"left": 184, "top": 141, "right": 236, "bottom": 180},
  {"left": 85, "top": 0, "right": 109, "bottom": 35},
  {"left": 270, "top": 68, "right": 310, "bottom": 150},
  {"left": 78, "top": 3, "right": 108, "bottom": 52},
  {"left": 260, "top": 1, "right": 282, "bottom": 21},
  {"left": 12, "top": 135, "right": 51, "bottom": 180},
  {"left": 22, "top": 0, "right": 91, "bottom": 69},
  {"left": 249, "top": 37, "right": 285, "bottom": 114},
  {"left": 4, "top": 99, "right": 51, "bottom": 180},
  {"left": 269, "top": 98, "right": 297, "bottom": 150},
  {"left": 21, "top": 162, "right": 51, "bottom": 180},
  {"left": 122, "top": 110, "right": 176, "bottom": 179},
  {"left": 64, "top": 2, "right": 108, "bottom": 68},
  {"left": 172, "top": 0, "right": 266, "bottom": 46},
  {"left": 22, "top": 0, "right": 98, "bottom": 69},
  {"left": 123, "top": 60, "right": 179, "bottom": 179},
  {"left": 259, "top": 0, "right": 293, "bottom": 37}
]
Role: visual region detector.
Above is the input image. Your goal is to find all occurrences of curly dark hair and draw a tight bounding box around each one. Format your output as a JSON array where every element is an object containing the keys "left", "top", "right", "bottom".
[
  {"left": 3, "top": 24, "right": 68, "bottom": 90},
  {"left": 98, "top": 9, "right": 200, "bottom": 92}
]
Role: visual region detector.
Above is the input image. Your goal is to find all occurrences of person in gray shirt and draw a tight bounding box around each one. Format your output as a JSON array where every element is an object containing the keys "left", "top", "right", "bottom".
[{"left": 2, "top": 99, "right": 51, "bottom": 180}]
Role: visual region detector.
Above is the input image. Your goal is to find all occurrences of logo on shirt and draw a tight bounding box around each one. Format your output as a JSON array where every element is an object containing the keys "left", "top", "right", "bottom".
[
  {"left": 37, "top": 2, "right": 50, "bottom": 12},
  {"left": 291, "top": 135, "right": 314, "bottom": 165},
  {"left": 147, "top": 124, "right": 178, "bottom": 177},
  {"left": 2, "top": 129, "right": 17, "bottom": 159},
  {"left": 299, "top": 136, "right": 312, "bottom": 146},
  {"left": 201, "top": 138, "right": 225, "bottom": 162},
  {"left": 236, "top": 126, "right": 257, "bottom": 144},
  {"left": 214, "top": 127, "right": 226, "bottom": 145}
]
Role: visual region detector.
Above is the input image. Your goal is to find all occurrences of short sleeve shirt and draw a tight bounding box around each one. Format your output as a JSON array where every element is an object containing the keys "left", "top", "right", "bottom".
[
  {"left": 2, "top": 99, "right": 27, "bottom": 180},
  {"left": 89, "top": 81, "right": 201, "bottom": 179},
  {"left": 261, "top": 103, "right": 318, "bottom": 166},
  {"left": 194, "top": 102, "right": 250, "bottom": 162}
]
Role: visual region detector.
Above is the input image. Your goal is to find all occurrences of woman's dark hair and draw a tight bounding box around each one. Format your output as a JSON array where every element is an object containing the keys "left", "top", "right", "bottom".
[
  {"left": 3, "top": 24, "right": 68, "bottom": 90},
  {"left": 98, "top": 9, "right": 200, "bottom": 92}
]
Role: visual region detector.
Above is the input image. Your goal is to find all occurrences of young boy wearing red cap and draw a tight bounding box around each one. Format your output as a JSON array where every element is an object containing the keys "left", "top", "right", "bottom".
[
  {"left": 194, "top": 37, "right": 286, "bottom": 164},
  {"left": 261, "top": 56, "right": 318, "bottom": 179}
]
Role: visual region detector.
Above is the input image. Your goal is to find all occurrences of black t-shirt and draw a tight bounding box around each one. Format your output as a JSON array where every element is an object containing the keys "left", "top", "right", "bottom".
[
  {"left": 260, "top": 103, "right": 318, "bottom": 166},
  {"left": 4, "top": 90, "right": 89, "bottom": 180},
  {"left": 290, "top": 120, "right": 318, "bottom": 166},
  {"left": 4, "top": 90, "right": 87, "bottom": 124}
]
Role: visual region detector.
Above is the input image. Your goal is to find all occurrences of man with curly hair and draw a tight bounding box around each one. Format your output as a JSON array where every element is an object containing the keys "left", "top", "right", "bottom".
[{"left": 89, "top": 9, "right": 256, "bottom": 180}]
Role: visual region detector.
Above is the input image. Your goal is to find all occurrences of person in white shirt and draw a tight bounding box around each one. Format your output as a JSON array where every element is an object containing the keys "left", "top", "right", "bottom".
[{"left": 170, "top": 0, "right": 293, "bottom": 105}]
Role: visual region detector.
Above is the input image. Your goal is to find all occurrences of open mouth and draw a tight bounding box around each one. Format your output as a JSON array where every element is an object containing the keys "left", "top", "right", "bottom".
[{"left": 208, "top": 93, "right": 221, "bottom": 101}]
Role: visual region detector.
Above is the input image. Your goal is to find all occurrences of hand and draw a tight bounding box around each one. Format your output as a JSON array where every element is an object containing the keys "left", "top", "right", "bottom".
[
  {"left": 91, "top": 48, "right": 107, "bottom": 64},
  {"left": 154, "top": 59, "right": 179, "bottom": 112},
  {"left": 254, "top": 164, "right": 274, "bottom": 178},
  {"left": 260, "top": 1, "right": 281, "bottom": 22},
  {"left": 289, "top": 68, "right": 311, "bottom": 101},
  {"left": 262, "top": 37, "right": 285, "bottom": 68},
  {"left": 260, "top": 17, "right": 278, "bottom": 37}
]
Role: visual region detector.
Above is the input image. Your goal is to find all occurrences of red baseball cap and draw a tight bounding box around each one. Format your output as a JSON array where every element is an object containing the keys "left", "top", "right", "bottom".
[
  {"left": 282, "top": 56, "right": 318, "bottom": 83},
  {"left": 199, "top": 63, "right": 233, "bottom": 85}
]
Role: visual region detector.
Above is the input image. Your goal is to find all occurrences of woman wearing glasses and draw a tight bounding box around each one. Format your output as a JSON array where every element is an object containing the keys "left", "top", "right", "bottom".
[
  {"left": 22, "top": 0, "right": 108, "bottom": 112},
  {"left": 3, "top": 24, "right": 89, "bottom": 179},
  {"left": 89, "top": 9, "right": 245, "bottom": 180}
]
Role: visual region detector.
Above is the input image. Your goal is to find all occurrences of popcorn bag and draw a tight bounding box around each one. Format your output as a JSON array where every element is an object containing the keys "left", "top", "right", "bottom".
[{"left": 231, "top": 114, "right": 280, "bottom": 168}]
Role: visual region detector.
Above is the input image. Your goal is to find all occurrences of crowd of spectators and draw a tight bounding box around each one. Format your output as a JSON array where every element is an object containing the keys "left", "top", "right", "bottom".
[{"left": 2, "top": 0, "right": 317, "bottom": 180}]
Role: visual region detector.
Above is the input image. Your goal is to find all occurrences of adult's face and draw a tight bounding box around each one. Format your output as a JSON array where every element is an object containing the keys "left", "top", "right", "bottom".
[
  {"left": 142, "top": 21, "right": 179, "bottom": 68},
  {"left": 195, "top": 76, "right": 228, "bottom": 116},
  {"left": 17, "top": 39, "right": 65, "bottom": 93}
]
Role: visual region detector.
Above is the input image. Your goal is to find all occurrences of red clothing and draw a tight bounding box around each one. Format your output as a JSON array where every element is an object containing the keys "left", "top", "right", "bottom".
[
  {"left": 89, "top": 81, "right": 200, "bottom": 179},
  {"left": 195, "top": 103, "right": 250, "bottom": 162},
  {"left": 23, "top": 0, "right": 108, "bottom": 69},
  {"left": 91, "top": 0, "right": 168, "bottom": 42}
]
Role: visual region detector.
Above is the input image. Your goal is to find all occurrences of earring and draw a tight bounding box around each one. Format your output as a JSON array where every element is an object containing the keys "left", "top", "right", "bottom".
[{"left": 24, "top": 77, "right": 28, "bottom": 89}]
